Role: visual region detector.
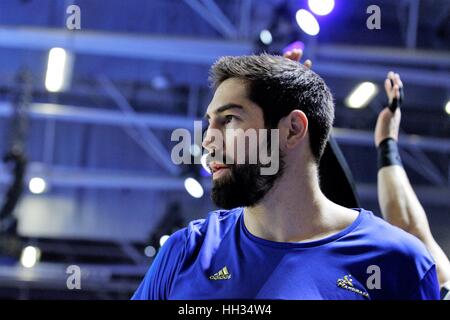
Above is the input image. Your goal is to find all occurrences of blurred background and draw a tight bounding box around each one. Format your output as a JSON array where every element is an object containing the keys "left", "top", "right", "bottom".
[{"left": 0, "top": 0, "right": 449, "bottom": 299}]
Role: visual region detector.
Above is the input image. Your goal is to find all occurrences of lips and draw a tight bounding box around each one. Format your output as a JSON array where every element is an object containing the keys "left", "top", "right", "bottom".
[{"left": 209, "top": 161, "right": 229, "bottom": 173}]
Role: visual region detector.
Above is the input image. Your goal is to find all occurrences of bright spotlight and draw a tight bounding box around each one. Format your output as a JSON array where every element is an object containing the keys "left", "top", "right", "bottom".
[
  {"left": 345, "top": 82, "right": 379, "bottom": 109},
  {"left": 29, "top": 177, "right": 47, "bottom": 194},
  {"left": 151, "top": 75, "right": 169, "bottom": 90},
  {"left": 259, "top": 29, "right": 273, "bottom": 45},
  {"left": 184, "top": 177, "right": 204, "bottom": 198},
  {"left": 308, "top": 0, "right": 335, "bottom": 16},
  {"left": 144, "top": 245, "right": 157, "bottom": 257},
  {"left": 45, "top": 48, "right": 72, "bottom": 92},
  {"left": 20, "top": 246, "right": 41, "bottom": 268},
  {"left": 445, "top": 100, "right": 450, "bottom": 115},
  {"left": 296, "top": 9, "right": 320, "bottom": 36},
  {"left": 159, "top": 235, "right": 170, "bottom": 247}
]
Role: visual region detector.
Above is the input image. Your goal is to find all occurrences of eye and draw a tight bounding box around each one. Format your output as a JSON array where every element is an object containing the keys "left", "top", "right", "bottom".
[{"left": 224, "top": 115, "right": 236, "bottom": 124}]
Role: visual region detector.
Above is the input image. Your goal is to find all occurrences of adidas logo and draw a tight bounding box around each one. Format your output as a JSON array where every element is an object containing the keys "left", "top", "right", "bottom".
[{"left": 209, "top": 266, "right": 231, "bottom": 280}]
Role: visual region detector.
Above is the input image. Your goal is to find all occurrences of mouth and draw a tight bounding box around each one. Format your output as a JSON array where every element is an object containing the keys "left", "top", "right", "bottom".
[{"left": 209, "top": 162, "right": 231, "bottom": 179}]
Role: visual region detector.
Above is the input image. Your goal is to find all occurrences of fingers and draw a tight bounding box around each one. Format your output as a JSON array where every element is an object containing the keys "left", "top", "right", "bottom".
[
  {"left": 284, "top": 49, "right": 302, "bottom": 62},
  {"left": 393, "top": 84, "right": 400, "bottom": 99},
  {"left": 385, "top": 77, "right": 393, "bottom": 104},
  {"left": 387, "top": 71, "right": 395, "bottom": 80},
  {"left": 387, "top": 71, "right": 403, "bottom": 89},
  {"left": 283, "top": 49, "right": 312, "bottom": 69},
  {"left": 387, "top": 71, "right": 395, "bottom": 89},
  {"left": 293, "top": 48, "right": 302, "bottom": 61},
  {"left": 385, "top": 71, "right": 404, "bottom": 98},
  {"left": 304, "top": 59, "right": 312, "bottom": 69},
  {"left": 386, "top": 71, "right": 395, "bottom": 89},
  {"left": 395, "top": 73, "right": 403, "bottom": 89},
  {"left": 283, "top": 51, "right": 294, "bottom": 60},
  {"left": 385, "top": 71, "right": 405, "bottom": 113},
  {"left": 384, "top": 78, "right": 392, "bottom": 93},
  {"left": 284, "top": 49, "right": 307, "bottom": 62},
  {"left": 394, "top": 73, "right": 401, "bottom": 85}
]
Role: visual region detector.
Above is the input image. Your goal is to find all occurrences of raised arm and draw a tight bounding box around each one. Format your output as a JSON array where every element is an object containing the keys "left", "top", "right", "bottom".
[{"left": 375, "top": 72, "right": 450, "bottom": 289}]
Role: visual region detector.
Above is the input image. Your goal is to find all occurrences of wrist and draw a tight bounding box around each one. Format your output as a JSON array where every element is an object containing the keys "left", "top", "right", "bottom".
[{"left": 377, "top": 138, "right": 402, "bottom": 169}]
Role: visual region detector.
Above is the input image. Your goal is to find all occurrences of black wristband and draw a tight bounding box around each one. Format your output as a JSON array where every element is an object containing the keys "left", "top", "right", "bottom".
[{"left": 377, "top": 138, "right": 402, "bottom": 169}]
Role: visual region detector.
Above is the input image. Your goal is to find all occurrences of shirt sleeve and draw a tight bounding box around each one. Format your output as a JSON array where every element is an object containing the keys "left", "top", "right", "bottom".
[
  {"left": 407, "top": 265, "right": 440, "bottom": 300},
  {"left": 131, "top": 228, "right": 188, "bottom": 300}
]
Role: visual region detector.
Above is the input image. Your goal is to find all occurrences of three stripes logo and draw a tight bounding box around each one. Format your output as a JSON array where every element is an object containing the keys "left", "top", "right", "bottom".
[{"left": 209, "top": 266, "right": 231, "bottom": 280}]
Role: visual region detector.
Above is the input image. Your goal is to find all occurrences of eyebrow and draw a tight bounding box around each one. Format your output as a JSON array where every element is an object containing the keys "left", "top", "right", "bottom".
[{"left": 203, "top": 103, "right": 244, "bottom": 120}]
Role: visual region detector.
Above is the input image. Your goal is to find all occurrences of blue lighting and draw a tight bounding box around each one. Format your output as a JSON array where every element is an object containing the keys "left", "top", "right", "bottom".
[{"left": 308, "top": 0, "right": 335, "bottom": 16}]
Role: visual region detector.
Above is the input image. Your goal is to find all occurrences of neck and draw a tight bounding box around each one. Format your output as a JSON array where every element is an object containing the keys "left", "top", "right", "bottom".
[{"left": 243, "top": 161, "right": 355, "bottom": 243}]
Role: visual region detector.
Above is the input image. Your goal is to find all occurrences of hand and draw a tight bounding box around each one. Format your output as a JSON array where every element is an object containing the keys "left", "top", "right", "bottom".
[
  {"left": 283, "top": 49, "right": 312, "bottom": 69},
  {"left": 385, "top": 71, "right": 403, "bottom": 107},
  {"left": 374, "top": 72, "right": 403, "bottom": 147}
]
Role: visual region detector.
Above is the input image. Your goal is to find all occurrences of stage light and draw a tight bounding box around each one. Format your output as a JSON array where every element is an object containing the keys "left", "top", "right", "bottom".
[
  {"left": 296, "top": 9, "right": 320, "bottom": 36},
  {"left": 259, "top": 29, "right": 273, "bottom": 45},
  {"left": 45, "top": 48, "right": 72, "bottom": 92},
  {"left": 308, "top": 0, "right": 335, "bottom": 16},
  {"left": 159, "top": 235, "right": 170, "bottom": 247},
  {"left": 345, "top": 82, "right": 378, "bottom": 109},
  {"left": 151, "top": 75, "right": 169, "bottom": 90},
  {"left": 20, "top": 246, "right": 41, "bottom": 268},
  {"left": 445, "top": 100, "right": 450, "bottom": 115},
  {"left": 144, "top": 245, "right": 157, "bottom": 257},
  {"left": 29, "top": 177, "right": 47, "bottom": 194},
  {"left": 184, "top": 177, "right": 204, "bottom": 198}
]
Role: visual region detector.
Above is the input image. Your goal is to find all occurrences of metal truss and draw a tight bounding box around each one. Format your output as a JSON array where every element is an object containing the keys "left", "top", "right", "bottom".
[
  {"left": 182, "top": 0, "right": 238, "bottom": 39},
  {"left": 98, "top": 76, "right": 181, "bottom": 175},
  {"left": 0, "top": 27, "right": 449, "bottom": 88}
]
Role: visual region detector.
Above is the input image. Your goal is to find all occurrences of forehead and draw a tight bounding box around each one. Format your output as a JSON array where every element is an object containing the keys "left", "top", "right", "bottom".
[
  {"left": 213, "top": 77, "right": 249, "bottom": 101},
  {"left": 206, "top": 78, "right": 259, "bottom": 116}
]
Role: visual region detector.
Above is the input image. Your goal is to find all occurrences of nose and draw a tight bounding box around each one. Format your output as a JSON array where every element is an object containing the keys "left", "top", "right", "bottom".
[{"left": 202, "top": 126, "right": 216, "bottom": 154}]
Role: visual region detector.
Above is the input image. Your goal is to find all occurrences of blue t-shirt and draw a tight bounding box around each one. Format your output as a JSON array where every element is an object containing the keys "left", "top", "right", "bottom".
[{"left": 132, "top": 208, "right": 439, "bottom": 300}]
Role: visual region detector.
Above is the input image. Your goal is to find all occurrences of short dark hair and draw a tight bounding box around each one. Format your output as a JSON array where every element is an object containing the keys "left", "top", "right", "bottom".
[{"left": 209, "top": 53, "right": 334, "bottom": 163}]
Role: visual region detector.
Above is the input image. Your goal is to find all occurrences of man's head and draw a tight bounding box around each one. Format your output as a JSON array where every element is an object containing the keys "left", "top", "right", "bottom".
[{"left": 203, "top": 54, "right": 334, "bottom": 209}]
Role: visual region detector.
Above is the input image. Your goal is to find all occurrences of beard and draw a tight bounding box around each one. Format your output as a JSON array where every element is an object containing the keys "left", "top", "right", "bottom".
[{"left": 211, "top": 150, "right": 285, "bottom": 210}]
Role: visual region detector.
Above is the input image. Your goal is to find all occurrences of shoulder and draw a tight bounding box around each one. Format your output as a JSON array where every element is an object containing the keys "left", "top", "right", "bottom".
[
  {"left": 355, "top": 209, "right": 434, "bottom": 278},
  {"left": 347, "top": 209, "right": 439, "bottom": 299},
  {"left": 362, "top": 209, "right": 428, "bottom": 255}
]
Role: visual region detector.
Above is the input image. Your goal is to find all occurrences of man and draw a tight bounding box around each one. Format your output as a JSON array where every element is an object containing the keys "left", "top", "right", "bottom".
[
  {"left": 132, "top": 52, "right": 439, "bottom": 300},
  {"left": 375, "top": 72, "right": 450, "bottom": 299},
  {"left": 283, "top": 52, "right": 449, "bottom": 298}
]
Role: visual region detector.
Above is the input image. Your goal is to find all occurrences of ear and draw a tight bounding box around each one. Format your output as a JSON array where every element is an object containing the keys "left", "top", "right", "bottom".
[{"left": 279, "top": 110, "right": 308, "bottom": 150}]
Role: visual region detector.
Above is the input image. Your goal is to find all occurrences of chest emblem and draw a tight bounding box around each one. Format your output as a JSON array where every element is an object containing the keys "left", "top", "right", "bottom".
[
  {"left": 337, "top": 275, "right": 369, "bottom": 298},
  {"left": 209, "top": 266, "right": 232, "bottom": 280}
]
